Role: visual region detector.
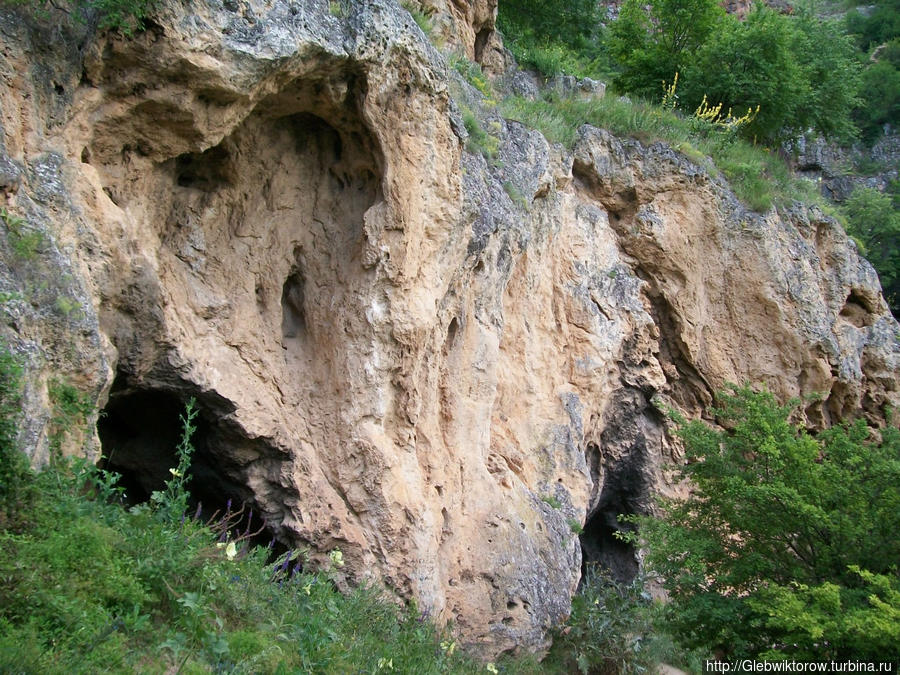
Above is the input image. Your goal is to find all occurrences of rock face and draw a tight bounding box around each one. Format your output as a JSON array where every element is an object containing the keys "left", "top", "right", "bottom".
[{"left": 1, "top": 0, "right": 897, "bottom": 657}]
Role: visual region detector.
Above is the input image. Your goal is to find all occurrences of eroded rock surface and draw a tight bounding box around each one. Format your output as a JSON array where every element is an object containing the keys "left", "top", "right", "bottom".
[{"left": 1, "top": 0, "right": 897, "bottom": 657}]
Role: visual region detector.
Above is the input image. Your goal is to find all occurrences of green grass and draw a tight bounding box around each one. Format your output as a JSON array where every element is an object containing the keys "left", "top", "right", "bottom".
[
  {"left": 0, "top": 394, "right": 484, "bottom": 674},
  {"left": 1, "top": 207, "right": 45, "bottom": 260},
  {"left": 1, "top": 469, "right": 487, "bottom": 673},
  {"left": 499, "top": 93, "right": 823, "bottom": 212},
  {"left": 401, "top": 1, "right": 434, "bottom": 37}
]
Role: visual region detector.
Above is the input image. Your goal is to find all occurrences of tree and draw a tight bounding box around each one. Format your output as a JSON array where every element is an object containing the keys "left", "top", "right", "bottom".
[
  {"left": 628, "top": 386, "right": 900, "bottom": 659},
  {"left": 610, "top": 1, "right": 860, "bottom": 143},
  {"left": 609, "top": 0, "right": 724, "bottom": 100},
  {"left": 841, "top": 186, "right": 900, "bottom": 315},
  {"left": 682, "top": 8, "right": 806, "bottom": 142},
  {"left": 498, "top": 0, "right": 600, "bottom": 49}
]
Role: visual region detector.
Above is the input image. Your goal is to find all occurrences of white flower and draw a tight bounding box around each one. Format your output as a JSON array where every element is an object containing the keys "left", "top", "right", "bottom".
[{"left": 329, "top": 549, "right": 345, "bottom": 568}]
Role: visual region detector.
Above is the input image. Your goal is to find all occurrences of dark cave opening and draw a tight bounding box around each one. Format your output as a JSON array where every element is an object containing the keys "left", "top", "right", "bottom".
[
  {"left": 281, "top": 260, "right": 308, "bottom": 342},
  {"left": 580, "top": 501, "right": 639, "bottom": 585},
  {"left": 579, "top": 445, "right": 646, "bottom": 585},
  {"left": 97, "top": 377, "right": 271, "bottom": 545}
]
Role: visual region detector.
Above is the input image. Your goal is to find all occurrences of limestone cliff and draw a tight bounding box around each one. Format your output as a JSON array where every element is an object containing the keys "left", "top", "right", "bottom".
[{"left": 1, "top": 0, "right": 897, "bottom": 657}]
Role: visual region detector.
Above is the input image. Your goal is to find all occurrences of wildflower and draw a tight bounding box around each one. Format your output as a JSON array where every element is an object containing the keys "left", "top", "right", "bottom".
[
  {"left": 303, "top": 581, "right": 313, "bottom": 595},
  {"left": 225, "top": 541, "right": 237, "bottom": 560},
  {"left": 329, "top": 549, "right": 345, "bottom": 568},
  {"left": 169, "top": 468, "right": 182, "bottom": 477},
  {"left": 377, "top": 657, "right": 394, "bottom": 670},
  {"left": 440, "top": 640, "right": 457, "bottom": 656},
  {"left": 486, "top": 663, "right": 499, "bottom": 674}
]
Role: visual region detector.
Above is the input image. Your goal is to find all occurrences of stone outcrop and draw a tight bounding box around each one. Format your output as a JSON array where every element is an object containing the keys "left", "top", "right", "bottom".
[{"left": 1, "top": 0, "right": 897, "bottom": 658}]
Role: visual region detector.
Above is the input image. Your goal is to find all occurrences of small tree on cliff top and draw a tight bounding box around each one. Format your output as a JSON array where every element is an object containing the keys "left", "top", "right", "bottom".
[{"left": 624, "top": 385, "right": 900, "bottom": 660}]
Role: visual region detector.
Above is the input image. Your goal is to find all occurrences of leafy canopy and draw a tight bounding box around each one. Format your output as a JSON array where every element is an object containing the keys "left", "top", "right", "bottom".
[
  {"left": 608, "top": 0, "right": 860, "bottom": 143},
  {"left": 627, "top": 385, "right": 900, "bottom": 660},
  {"left": 841, "top": 186, "right": 900, "bottom": 315}
]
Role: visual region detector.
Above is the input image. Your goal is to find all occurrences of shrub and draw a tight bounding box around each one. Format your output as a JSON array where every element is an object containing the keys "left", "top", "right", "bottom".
[
  {"left": 609, "top": 0, "right": 860, "bottom": 143},
  {"left": 840, "top": 186, "right": 900, "bottom": 315},
  {"left": 9, "top": 0, "right": 158, "bottom": 33},
  {"left": 0, "top": 343, "right": 30, "bottom": 529},
  {"left": 626, "top": 385, "right": 900, "bottom": 660},
  {"left": 0, "top": 399, "right": 488, "bottom": 673},
  {"left": 499, "top": 92, "right": 821, "bottom": 212}
]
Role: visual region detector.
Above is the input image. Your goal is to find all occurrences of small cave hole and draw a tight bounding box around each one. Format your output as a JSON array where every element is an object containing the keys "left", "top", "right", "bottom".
[
  {"left": 446, "top": 317, "right": 459, "bottom": 347},
  {"left": 174, "top": 145, "right": 233, "bottom": 191},
  {"left": 579, "top": 443, "right": 642, "bottom": 585},
  {"left": 839, "top": 289, "right": 874, "bottom": 328},
  {"left": 281, "top": 264, "right": 308, "bottom": 343},
  {"left": 473, "top": 27, "right": 492, "bottom": 64},
  {"left": 580, "top": 506, "right": 638, "bottom": 585},
  {"left": 81, "top": 147, "right": 92, "bottom": 164},
  {"left": 97, "top": 378, "right": 271, "bottom": 547}
]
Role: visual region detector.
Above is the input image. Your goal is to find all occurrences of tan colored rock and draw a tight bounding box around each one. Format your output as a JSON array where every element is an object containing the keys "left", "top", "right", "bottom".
[{"left": 0, "top": 0, "right": 896, "bottom": 660}]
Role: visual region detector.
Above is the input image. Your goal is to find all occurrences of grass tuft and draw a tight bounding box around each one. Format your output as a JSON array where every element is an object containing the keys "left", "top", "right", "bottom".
[{"left": 499, "top": 93, "right": 824, "bottom": 213}]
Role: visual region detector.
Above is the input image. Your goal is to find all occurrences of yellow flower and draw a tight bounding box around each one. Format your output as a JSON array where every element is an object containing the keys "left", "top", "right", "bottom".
[
  {"left": 329, "top": 549, "right": 345, "bottom": 568},
  {"left": 169, "top": 468, "right": 182, "bottom": 477},
  {"left": 486, "top": 664, "right": 499, "bottom": 674}
]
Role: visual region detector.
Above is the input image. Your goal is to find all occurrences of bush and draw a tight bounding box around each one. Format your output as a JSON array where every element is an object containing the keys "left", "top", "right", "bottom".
[
  {"left": 8, "top": 0, "right": 158, "bottom": 33},
  {"left": 840, "top": 186, "right": 900, "bottom": 314},
  {"left": 0, "top": 342, "right": 30, "bottom": 530},
  {"left": 497, "top": 0, "right": 614, "bottom": 80},
  {"left": 609, "top": 0, "right": 860, "bottom": 143},
  {"left": 627, "top": 385, "right": 900, "bottom": 660}
]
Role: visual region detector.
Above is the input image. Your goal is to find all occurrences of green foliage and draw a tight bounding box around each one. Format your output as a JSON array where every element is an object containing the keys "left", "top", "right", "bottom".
[
  {"left": 1, "top": 207, "right": 45, "bottom": 261},
  {"left": 840, "top": 186, "right": 900, "bottom": 314},
  {"left": 545, "top": 570, "right": 655, "bottom": 674},
  {"left": 609, "top": 0, "right": 860, "bottom": 143},
  {"left": 845, "top": 0, "right": 900, "bottom": 53},
  {"left": 498, "top": 0, "right": 600, "bottom": 50},
  {"left": 461, "top": 107, "right": 500, "bottom": 162},
  {"left": 542, "top": 569, "right": 703, "bottom": 675},
  {"left": 497, "top": 0, "right": 614, "bottom": 80},
  {"left": 148, "top": 397, "right": 197, "bottom": 523},
  {"left": 855, "top": 55, "right": 900, "bottom": 144},
  {"left": 628, "top": 385, "right": 900, "bottom": 660},
  {"left": 499, "top": 92, "right": 820, "bottom": 212},
  {"left": 9, "top": 0, "right": 158, "bottom": 34},
  {"left": 0, "top": 402, "right": 486, "bottom": 674},
  {"left": 0, "top": 342, "right": 31, "bottom": 530},
  {"left": 540, "top": 494, "right": 562, "bottom": 509},
  {"left": 610, "top": 0, "right": 724, "bottom": 100},
  {"left": 451, "top": 54, "right": 497, "bottom": 101},
  {"left": 47, "top": 378, "right": 92, "bottom": 459},
  {"left": 328, "top": 0, "right": 344, "bottom": 18},
  {"left": 401, "top": 1, "right": 433, "bottom": 37},
  {"left": 789, "top": 10, "right": 862, "bottom": 143}
]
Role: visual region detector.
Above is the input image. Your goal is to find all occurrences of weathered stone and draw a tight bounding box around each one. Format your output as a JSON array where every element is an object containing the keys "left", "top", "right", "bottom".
[{"left": 0, "top": 0, "right": 897, "bottom": 660}]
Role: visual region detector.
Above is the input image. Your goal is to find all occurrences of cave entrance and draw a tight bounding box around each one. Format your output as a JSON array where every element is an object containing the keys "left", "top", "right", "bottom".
[
  {"left": 579, "top": 446, "right": 643, "bottom": 585},
  {"left": 97, "top": 376, "right": 267, "bottom": 542},
  {"left": 580, "top": 500, "right": 639, "bottom": 585}
]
